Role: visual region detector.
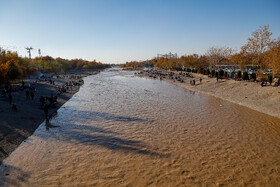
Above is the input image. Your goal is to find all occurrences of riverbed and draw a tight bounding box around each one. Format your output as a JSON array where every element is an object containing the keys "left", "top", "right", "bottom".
[{"left": 1, "top": 70, "right": 279, "bottom": 186}]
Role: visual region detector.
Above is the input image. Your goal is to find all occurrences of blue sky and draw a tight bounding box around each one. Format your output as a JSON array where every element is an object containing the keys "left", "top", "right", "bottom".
[{"left": 0, "top": 0, "right": 279, "bottom": 63}]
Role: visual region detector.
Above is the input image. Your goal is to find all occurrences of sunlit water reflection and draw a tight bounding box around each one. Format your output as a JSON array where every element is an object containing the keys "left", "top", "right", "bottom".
[{"left": 1, "top": 70, "right": 280, "bottom": 186}]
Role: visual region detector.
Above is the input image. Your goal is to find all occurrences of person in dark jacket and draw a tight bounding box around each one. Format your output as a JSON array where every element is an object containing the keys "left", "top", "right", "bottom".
[
  {"left": 44, "top": 104, "right": 49, "bottom": 119},
  {"left": 26, "top": 89, "right": 30, "bottom": 99},
  {"left": 40, "top": 96, "right": 45, "bottom": 109},
  {"left": 31, "top": 91, "right": 34, "bottom": 100},
  {"left": 8, "top": 92, "right": 12, "bottom": 104}
]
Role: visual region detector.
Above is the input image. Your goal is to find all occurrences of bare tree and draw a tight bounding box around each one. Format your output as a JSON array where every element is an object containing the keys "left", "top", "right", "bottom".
[
  {"left": 206, "top": 46, "right": 233, "bottom": 65},
  {"left": 241, "top": 25, "right": 272, "bottom": 65}
]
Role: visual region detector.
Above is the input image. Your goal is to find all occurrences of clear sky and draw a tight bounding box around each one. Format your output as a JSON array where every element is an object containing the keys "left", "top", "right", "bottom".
[{"left": 0, "top": 0, "right": 279, "bottom": 64}]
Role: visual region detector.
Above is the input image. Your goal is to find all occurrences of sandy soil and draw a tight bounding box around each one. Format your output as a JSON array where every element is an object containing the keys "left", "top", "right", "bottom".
[
  {"left": 0, "top": 70, "right": 99, "bottom": 164},
  {"left": 138, "top": 71, "right": 280, "bottom": 119}
]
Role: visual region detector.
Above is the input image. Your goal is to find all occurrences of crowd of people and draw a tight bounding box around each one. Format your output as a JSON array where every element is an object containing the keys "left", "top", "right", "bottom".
[
  {"left": 138, "top": 69, "right": 280, "bottom": 88},
  {"left": 1, "top": 73, "right": 84, "bottom": 122},
  {"left": 1, "top": 85, "right": 18, "bottom": 111},
  {"left": 138, "top": 70, "right": 200, "bottom": 85},
  {"left": 55, "top": 80, "right": 83, "bottom": 95}
]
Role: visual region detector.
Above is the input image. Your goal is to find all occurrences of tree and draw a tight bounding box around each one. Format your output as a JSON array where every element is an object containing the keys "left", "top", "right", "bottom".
[
  {"left": 267, "top": 75, "right": 273, "bottom": 84},
  {"left": 241, "top": 25, "right": 272, "bottom": 65},
  {"left": 263, "top": 38, "right": 280, "bottom": 77},
  {"left": 0, "top": 63, "right": 8, "bottom": 83},
  {"left": 206, "top": 46, "right": 233, "bottom": 65},
  {"left": 7, "top": 59, "right": 21, "bottom": 80},
  {"left": 182, "top": 54, "right": 197, "bottom": 69},
  {"left": 242, "top": 71, "right": 249, "bottom": 80},
  {"left": 196, "top": 55, "right": 208, "bottom": 68},
  {"left": 237, "top": 71, "right": 242, "bottom": 79},
  {"left": 157, "top": 57, "right": 164, "bottom": 68},
  {"left": 76, "top": 60, "right": 85, "bottom": 69},
  {"left": 218, "top": 70, "right": 224, "bottom": 77}
]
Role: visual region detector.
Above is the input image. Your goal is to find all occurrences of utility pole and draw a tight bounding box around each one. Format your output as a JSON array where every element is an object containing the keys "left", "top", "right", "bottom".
[
  {"left": 38, "top": 49, "right": 41, "bottom": 57},
  {"left": 25, "top": 47, "right": 33, "bottom": 59}
]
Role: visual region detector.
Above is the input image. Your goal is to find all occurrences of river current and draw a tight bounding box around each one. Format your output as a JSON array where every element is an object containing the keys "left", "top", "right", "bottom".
[{"left": 1, "top": 69, "right": 280, "bottom": 186}]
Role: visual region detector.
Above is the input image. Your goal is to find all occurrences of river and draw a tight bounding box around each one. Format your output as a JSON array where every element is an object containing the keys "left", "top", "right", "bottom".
[{"left": 1, "top": 69, "right": 280, "bottom": 186}]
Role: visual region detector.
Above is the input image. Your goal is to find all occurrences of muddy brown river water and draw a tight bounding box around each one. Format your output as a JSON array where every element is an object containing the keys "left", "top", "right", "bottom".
[{"left": 0, "top": 69, "right": 280, "bottom": 186}]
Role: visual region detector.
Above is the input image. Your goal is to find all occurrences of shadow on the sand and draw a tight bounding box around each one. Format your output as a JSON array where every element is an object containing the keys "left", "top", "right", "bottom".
[
  {"left": 45, "top": 121, "right": 60, "bottom": 131},
  {"left": 66, "top": 110, "right": 149, "bottom": 123},
  {"left": 0, "top": 148, "right": 8, "bottom": 156},
  {"left": 65, "top": 125, "right": 163, "bottom": 157},
  {"left": 39, "top": 110, "right": 165, "bottom": 158},
  {"left": 0, "top": 164, "right": 30, "bottom": 186}
]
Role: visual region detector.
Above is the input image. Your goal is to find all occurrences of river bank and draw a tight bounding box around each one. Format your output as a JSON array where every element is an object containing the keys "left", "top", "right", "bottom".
[
  {"left": 137, "top": 70, "right": 280, "bottom": 119},
  {"left": 1, "top": 70, "right": 279, "bottom": 186},
  {"left": 0, "top": 70, "right": 100, "bottom": 164}
]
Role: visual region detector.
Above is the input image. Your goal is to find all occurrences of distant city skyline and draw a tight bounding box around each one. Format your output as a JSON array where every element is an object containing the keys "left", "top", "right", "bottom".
[{"left": 0, "top": 0, "right": 280, "bottom": 64}]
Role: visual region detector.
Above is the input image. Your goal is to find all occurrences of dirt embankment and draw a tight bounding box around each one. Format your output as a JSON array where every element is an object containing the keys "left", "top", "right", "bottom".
[
  {"left": 138, "top": 71, "right": 280, "bottom": 119},
  {"left": 0, "top": 70, "right": 99, "bottom": 164}
]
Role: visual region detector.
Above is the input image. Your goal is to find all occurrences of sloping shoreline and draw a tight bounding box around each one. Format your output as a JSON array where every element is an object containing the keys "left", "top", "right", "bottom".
[
  {"left": 0, "top": 70, "right": 100, "bottom": 164},
  {"left": 137, "top": 71, "right": 280, "bottom": 119}
]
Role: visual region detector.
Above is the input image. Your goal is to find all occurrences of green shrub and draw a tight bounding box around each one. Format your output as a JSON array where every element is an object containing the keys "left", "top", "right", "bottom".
[
  {"left": 237, "top": 71, "right": 242, "bottom": 79},
  {"left": 242, "top": 71, "right": 249, "bottom": 80},
  {"left": 249, "top": 73, "right": 256, "bottom": 80},
  {"left": 267, "top": 75, "right": 272, "bottom": 84},
  {"left": 215, "top": 71, "right": 218, "bottom": 77},
  {"left": 206, "top": 69, "right": 210, "bottom": 75},
  {"left": 211, "top": 70, "right": 215, "bottom": 77},
  {"left": 231, "top": 72, "right": 235, "bottom": 78},
  {"left": 218, "top": 70, "right": 224, "bottom": 77}
]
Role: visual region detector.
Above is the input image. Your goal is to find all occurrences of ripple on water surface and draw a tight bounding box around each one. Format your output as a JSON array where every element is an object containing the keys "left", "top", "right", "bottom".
[{"left": 1, "top": 70, "right": 280, "bottom": 186}]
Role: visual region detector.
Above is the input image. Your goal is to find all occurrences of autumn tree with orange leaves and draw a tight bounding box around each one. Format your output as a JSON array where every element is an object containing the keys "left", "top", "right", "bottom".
[
  {"left": 0, "top": 48, "right": 37, "bottom": 83},
  {"left": 263, "top": 38, "right": 280, "bottom": 76},
  {"left": 0, "top": 48, "right": 109, "bottom": 84},
  {"left": 241, "top": 25, "right": 272, "bottom": 66}
]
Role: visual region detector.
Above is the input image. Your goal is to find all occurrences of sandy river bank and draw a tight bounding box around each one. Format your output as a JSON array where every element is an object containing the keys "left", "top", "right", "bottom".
[
  {"left": 0, "top": 70, "right": 100, "bottom": 164},
  {"left": 0, "top": 70, "right": 279, "bottom": 186},
  {"left": 137, "top": 71, "right": 280, "bottom": 119}
]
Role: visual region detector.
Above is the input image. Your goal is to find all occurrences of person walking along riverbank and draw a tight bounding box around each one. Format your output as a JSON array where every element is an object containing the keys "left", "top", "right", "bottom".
[
  {"left": 8, "top": 92, "right": 12, "bottom": 104},
  {"left": 31, "top": 91, "right": 34, "bottom": 101}
]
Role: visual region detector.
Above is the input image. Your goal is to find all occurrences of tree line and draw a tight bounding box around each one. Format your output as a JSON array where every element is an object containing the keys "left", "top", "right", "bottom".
[
  {"left": 0, "top": 49, "right": 110, "bottom": 83},
  {"left": 125, "top": 25, "right": 280, "bottom": 78}
]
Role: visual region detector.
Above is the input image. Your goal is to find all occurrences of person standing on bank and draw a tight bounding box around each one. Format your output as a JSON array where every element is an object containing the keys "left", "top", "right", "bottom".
[
  {"left": 26, "top": 89, "right": 30, "bottom": 99},
  {"left": 31, "top": 91, "right": 34, "bottom": 100},
  {"left": 8, "top": 92, "right": 12, "bottom": 104},
  {"left": 44, "top": 104, "right": 49, "bottom": 119},
  {"left": 40, "top": 96, "right": 45, "bottom": 109}
]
